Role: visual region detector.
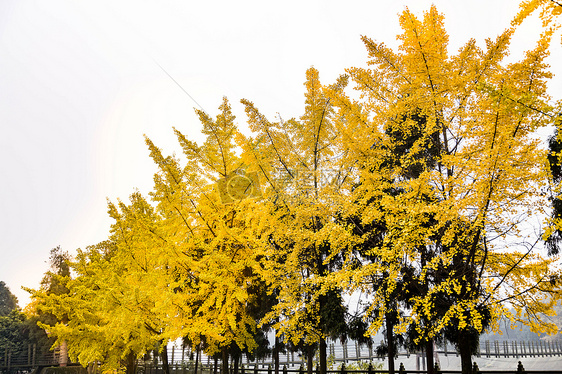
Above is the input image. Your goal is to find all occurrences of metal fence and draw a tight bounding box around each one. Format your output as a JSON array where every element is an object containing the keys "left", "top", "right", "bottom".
[
  {"left": 158, "top": 340, "right": 562, "bottom": 369},
  {"left": 3, "top": 339, "right": 562, "bottom": 374},
  {"left": 1, "top": 345, "right": 59, "bottom": 372},
  {"left": 135, "top": 364, "right": 562, "bottom": 374}
]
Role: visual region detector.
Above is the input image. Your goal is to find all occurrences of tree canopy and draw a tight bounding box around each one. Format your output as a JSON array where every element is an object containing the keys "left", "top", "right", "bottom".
[{"left": 0, "top": 281, "right": 18, "bottom": 316}]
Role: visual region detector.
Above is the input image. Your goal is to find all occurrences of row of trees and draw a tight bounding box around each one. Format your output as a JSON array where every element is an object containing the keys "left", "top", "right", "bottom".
[{"left": 27, "top": 5, "right": 562, "bottom": 374}]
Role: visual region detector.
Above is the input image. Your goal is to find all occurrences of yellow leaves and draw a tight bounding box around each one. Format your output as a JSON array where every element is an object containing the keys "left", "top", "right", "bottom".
[
  {"left": 514, "top": 0, "right": 562, "bottom": 41},
  {"left": 397, "top": 6, "right": 450, "bottom": 97}
]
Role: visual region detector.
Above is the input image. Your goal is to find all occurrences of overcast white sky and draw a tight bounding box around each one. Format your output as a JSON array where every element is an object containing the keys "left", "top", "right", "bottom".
[{"left": 1, "top": 1, "right": 560, "bottom": 308}]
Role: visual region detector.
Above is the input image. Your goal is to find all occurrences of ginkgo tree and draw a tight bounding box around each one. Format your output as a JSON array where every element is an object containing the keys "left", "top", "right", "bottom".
[
  {"left": 28, "top": 98, "right": 273, "bottom": 374},
  {"left": 240, "top": 67, "right": 354, "bottom": 374},
  {"left": 326, "top": 5, "right": 561, "bottom": 374},
  {"left": 138, "top": 98, "right": 275, "bottom": 373},
  {"left": 28, "top": 194, "right": 178, "bottom": 374},
  {"left": 162, "top": 97, "right": 272, "bottom": 373}
]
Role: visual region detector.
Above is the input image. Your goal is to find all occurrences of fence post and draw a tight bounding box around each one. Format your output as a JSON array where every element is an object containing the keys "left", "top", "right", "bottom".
[
  {"left": 536, "top": 340, "right": 540, "bottom": 357},
  {"left": 182, "top": 347, "right": 186, "bottom": 374},
  {"left": 355, "top": 342, "right": 360, "bottom": 360},
  {"left": 444, "top": 342, "right": 448, "bottom": 357}
]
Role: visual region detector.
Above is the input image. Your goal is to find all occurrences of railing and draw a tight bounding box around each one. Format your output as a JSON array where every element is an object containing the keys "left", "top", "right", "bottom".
[
  {"left": 3, "top": 339, "right": 562, "bottom": 374},
  {"left": 159, "top": 340, "right": 562, "bottom": 369},
  {"left": 135, "top": 364, "right": 562, "bottom": 374},
  {"left": 475, "top": 340, "right": 562, "bottom": 358},
  {"left": 1, "top": 345, "right": 60, "bottom": 372}
]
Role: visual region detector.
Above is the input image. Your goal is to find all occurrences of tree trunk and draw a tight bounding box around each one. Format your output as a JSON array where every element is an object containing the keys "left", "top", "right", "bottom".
[
  {"left": 307, "top": 345, "right": 314, "bottom": 374},
  {"left": 194, "top": 345, "right": 200, "bottom": 374},
  {"left": 161, "top": 344, "right": 170, "bottom": 374},
  {"left": 274, "top": 335, "right": 280, "bottom": 374},
  {"left": 222, "top": 347, "right": 229, "bottom": 374},
  {"left": 458, "top": 337, "right": 472, "bottom": 374},
  {"left": 319, "top": 336, "right": 327, "bottom": 374},
  {"left": 214, "top": 356, "right": 219, "bottom": 374},
  {"left": 385, "top": 314, "right": 395, "bottom": 374},
  {"left": 425, "top": 340, "right": 434, "bottom": 374},
  {"left": 233, "top": 355, "right": 240, "bottom": 374},
  {"left": 125, "top": 351, "right": 136, "bottom": 374}
]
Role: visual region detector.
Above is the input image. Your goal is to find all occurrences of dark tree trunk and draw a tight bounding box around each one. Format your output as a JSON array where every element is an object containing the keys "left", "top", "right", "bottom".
[
  {"left": 385, "top": 314, "right": 395, "bottom": 374},
  {"left": 222, "top": 348, "right": 229, "bottom": 374},
  {"left": 319, "top": 337, "right": 327, "bottom": 374},
  {"left": 125, "top": 351, "right": 136, "bottom": 374},
  {"left": 425, "top": 340, "right": 434, "bottom": 374},
  {"left": 458, "top": 336, "right": 472, "bottom": 374},
  {"left": 214, "top": 356, "right": 219, "bottom": 374},
  {"left": 306, "top": 345, "right": 314, "bottom": 374},
  {"left": 233, "top": 355, "right": 239, "bottom": 374},
  {"left": 194, "top": 345, "right": 200, "bottom": 374},
  {"left": 274, "top": 335, "right": 280, "bottom": 374},
  {"left": 161, "top": 344, "right": 170, "bottom": 374}
]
